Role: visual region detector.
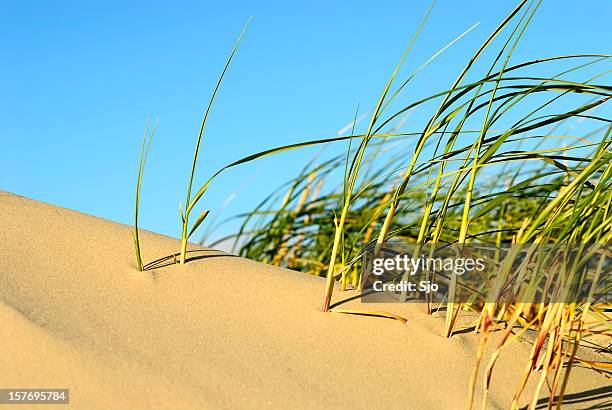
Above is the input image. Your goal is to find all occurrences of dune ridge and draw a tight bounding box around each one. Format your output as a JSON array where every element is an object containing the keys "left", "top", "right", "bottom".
[{"left": 0, "top": 191, "right": 608, "bottom": 409}]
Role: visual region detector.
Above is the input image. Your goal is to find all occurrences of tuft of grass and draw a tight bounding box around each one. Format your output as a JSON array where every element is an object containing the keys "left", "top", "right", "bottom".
[
  {"left": 132, "top": 2, "right": 609, "bottom": 407},
  {"left": 132, "top": 119, "right": 157, "bottom": 271},
  {"left": 178, "top": 18, "right": 252, "bottom": 265},
  {"left": 211, "top": 1, "right": 611, "bottom": 408}
]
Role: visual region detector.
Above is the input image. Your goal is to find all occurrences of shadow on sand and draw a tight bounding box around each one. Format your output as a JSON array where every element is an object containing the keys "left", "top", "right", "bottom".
[
  {"left": 526, "top": 385, "right": 612, "bottom": 409},
  {"left": 143, "top": 249, "right": 237, "bottom": 271}
]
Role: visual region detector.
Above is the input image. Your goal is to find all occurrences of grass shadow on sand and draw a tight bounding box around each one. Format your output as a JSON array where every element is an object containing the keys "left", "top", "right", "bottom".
[
  {"left": 527, "top": 385, "right": 612, "bottom": 409},
  {"left": 144, "top": 249, "right": 238, "bottom": 271}
]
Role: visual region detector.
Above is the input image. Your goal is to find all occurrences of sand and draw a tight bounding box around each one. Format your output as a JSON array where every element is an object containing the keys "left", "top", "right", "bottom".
[{"left": 0, "top": 190, "right": 609, "bottom": 409}]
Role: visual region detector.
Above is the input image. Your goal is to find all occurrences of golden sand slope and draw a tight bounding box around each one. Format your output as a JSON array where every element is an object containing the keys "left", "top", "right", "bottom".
[{"left": 0, "top": 191, "right": 609, "bottom": 409}]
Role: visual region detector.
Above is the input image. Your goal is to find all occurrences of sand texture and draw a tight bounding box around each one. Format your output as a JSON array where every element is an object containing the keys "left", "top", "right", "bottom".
[{"left": 0, "top": 191, "right": 609, "bottom": 409}]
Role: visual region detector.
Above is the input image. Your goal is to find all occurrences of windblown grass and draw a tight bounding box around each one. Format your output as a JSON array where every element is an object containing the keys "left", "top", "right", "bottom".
[{"left": 205, "top": 1, "right": 611, "bottom": 407}]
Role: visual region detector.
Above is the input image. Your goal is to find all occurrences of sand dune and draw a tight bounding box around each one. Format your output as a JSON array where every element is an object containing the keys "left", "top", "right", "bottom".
[{"left": 0, "top": 191, "right": 608, "bottom": 409}]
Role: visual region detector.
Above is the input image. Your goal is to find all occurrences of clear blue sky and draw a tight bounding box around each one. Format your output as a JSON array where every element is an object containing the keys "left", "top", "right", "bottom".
[{"left": 1, "top": 0, "right": 610, "bottom": 242}]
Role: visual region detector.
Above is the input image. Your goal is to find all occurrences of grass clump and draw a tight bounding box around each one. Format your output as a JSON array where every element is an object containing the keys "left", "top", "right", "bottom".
[
  {"left": 132, "top": 119, "right": 156, "bottom": 271},
  {"left": 129, "top": 2, "right": 609, "bottom": 407},
  {"left": 210, "top": 1, "right": 611, "bottom": 407}
]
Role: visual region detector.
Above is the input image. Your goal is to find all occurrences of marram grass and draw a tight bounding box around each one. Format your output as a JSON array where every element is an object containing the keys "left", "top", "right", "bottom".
[
  {"left": 132, "top": 119, "right": 156, "bottom": 272},
  {"left": 131, "top": 1, "right": 610, "bottom": 408},
  {"left": 179, "top": 18, "right": 252, "bottom": 265},
  {"left": 204, "top": 1, "right": 610, "bottom": 408}
]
